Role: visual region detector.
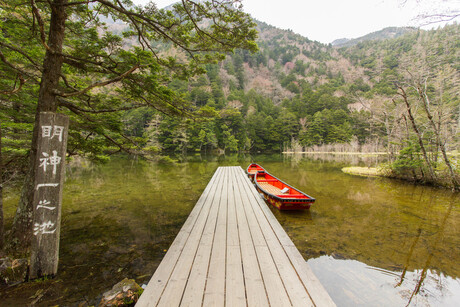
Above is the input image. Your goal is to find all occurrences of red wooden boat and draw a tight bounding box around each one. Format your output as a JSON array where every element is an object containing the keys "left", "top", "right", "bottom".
[
  {"left": 246, "top": 163, "right": 265, "bottom": 181},
  {"left": 254, "top": 170, "right": 315, "bottom": 210}
]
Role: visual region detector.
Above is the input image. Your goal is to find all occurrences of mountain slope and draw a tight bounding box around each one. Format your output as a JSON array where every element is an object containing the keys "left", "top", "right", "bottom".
[
  {"left": 331, "top": 27, "right": 418, "bottom": 47},
  {"left": 113, "top": 13, "right": 459, "bottom": 154}
]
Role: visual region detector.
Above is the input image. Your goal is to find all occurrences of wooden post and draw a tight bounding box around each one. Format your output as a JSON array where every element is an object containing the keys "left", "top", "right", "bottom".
[{"left": 30, "top": 112, "right": 69, "bottom": 278}]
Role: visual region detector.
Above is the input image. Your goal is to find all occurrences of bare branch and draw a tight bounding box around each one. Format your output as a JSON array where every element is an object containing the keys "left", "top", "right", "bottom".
[
  {"left": 395, "top": 85, "right": 437, "bottom": 180},
  {"left": 416, "top": 12, "right": 460, "bottom": 26}
]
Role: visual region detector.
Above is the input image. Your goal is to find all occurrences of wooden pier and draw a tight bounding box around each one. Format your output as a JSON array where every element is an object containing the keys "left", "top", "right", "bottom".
[{"left": 137, "top": 166, "right": 335, "bottom": 306}]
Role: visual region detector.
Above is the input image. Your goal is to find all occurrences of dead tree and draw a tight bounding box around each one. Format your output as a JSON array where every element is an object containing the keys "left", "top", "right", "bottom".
[
  {"left": 416, "top": 79, "right": 458, "bottom": 189},
  {"left": 395, "top": 85, "right": 436, "bottom": 182}
]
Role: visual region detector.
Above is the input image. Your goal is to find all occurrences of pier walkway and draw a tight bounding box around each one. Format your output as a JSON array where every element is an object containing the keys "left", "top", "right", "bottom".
[{"left": 137, "top": 166, "right": 335, "bottom": 306}]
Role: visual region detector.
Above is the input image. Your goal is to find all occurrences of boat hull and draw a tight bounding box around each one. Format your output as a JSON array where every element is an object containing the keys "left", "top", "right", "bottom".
[
  {"left": 256, "top": 186, "right": 313, "bottom": 210},
  {"left": 246, "top": 163, "right": 265, "bottom": 181},
  {"left": 254, "top": 170, "right": 315, "bottom": 211}
]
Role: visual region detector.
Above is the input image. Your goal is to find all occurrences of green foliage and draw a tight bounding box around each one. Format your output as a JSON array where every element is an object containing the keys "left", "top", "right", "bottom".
[
  {"left": 221, "top": 124, "right": 238, "bottom": 152},
  {"left": 157, "top": 155, "right": 177, "bottom": 165},
  {"left": 0, "top": 0, "right": 258, "bottom": 177},
  {"left": 72, "top": 21, "right": 459, "bottom": 156},
  {"left": 293, "top": 60, "right": 309, "bottom": 76},
  {"left": 349, "top": 78, "right": 371, "bottom": 93},
  {"left": 2, "top": 0, "right": 458, "bottom": 166},
  {"left": 391, "top": 142, "right": 424, "bottom": 176}
]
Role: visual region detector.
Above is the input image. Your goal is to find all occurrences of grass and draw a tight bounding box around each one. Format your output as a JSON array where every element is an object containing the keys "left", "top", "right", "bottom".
[{"left": 341, "top": 166, "right": 384, "bottom": 177}]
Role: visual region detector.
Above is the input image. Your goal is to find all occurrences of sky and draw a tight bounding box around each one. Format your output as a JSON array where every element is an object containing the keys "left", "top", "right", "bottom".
[{"left": 132, "top": 0, "right": 459, "bottom": 44}]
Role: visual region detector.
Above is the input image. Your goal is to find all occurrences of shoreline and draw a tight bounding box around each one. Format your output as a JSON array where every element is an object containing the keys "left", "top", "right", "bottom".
[
  {"left": 282, "top": 151, "right": 389, "bottom": 155},
  {"left": 341, "top": 166, "right": 384, "bottom": 177},
  {"left": 341, "top": 166, "right": 459, "bottom": 190}
]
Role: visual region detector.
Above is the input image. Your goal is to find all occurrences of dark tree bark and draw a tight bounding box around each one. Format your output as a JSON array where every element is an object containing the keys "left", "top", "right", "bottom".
[
  {"left": 9, "top": 0, "right": 68, "bottom": 253},
  {"left": 0, "top": 118, "right": 4, "bottom": 250}
]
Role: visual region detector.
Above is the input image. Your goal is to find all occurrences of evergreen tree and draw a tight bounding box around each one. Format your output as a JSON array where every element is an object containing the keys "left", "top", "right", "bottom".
[{"left": 0, "top": 0, "right": 257, "bottom": 252}]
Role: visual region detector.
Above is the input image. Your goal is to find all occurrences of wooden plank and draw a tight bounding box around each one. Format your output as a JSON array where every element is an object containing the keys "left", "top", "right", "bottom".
[
  {"left": 157, "top": 167, "right": 226, "bottom": 306},
  {"left": 233, "top": 169, "right": 270, "bottom": 307},
  {"left": 238, "top": 167, "right": 336, "bottom": 307},
  {"left": 226, "top": 246, "right": 246, "bottom": 306},
  {"left": 258, "top": 181, "right": 283, "bottom": 195},
  {"left": 138, "top": 166, "right": 334, "bottom": 307},
  {"left": 179, "top": 167, "right": 225, "bottom": 306},
  {"left": 136, "top": 168, "right": 222, "bottom": 307},
  {"left": 255, "top": 245, "right": 292, "bottom": 306},
  {"left": 202, "top": 167, "right": 229, "bottom": 306},
  {"left": 235, "top": 169, "right": 292, "bottom": 306},
  {"left": 238, "top": 170, "right": 314, "bottom": 307},
  {"left": 238, "top": 168, "right": 295, "bottom": 247},
  {"left": 285, "top": 245, "right": 337, "bottom": 307},
  {"left": 225, "top": 167, "right": 246, "bottom": 307}
]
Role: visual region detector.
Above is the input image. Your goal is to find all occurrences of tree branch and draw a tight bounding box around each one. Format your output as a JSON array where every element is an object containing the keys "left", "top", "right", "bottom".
[
  {"left": 58, "top": 0, "right": 98, "bottom": 6},
  {"left": 95, "top": 0, "right": 198, "bottom": 55},
  {"left": 57, "top": 97, "right": 145, "bottom": 113},
  {"left": 0, "top": 41, "right": 43, "bottom": 72},
  {"left": 30, "top": 0, "right": 52, "bottom": 52},
  {"left": 55, "top": 65, "right": 139, "bottom": 97},
  {"left": 100, "top": 132, "right": 137, "bottom": 155},
  {"left": 0, "top": 74, "right": 26, "bottom": 95},
  {"left": 0, "top": 50, "right": 40, "bottom": 82},
  {"left": 182, "top": 0, "right": 231, "bottom": 48}
]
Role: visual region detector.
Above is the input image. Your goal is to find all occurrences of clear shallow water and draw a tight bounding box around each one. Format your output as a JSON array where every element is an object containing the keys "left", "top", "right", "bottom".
[
  {"left": 308, "top": 256, "right": 460, "bottom": 307},
  {"left": 1, "top": 153, "right": 459, "bottom": 306}
]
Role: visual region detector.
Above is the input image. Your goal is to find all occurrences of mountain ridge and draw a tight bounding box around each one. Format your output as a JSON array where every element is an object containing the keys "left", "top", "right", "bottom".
[{"left": 331, "top": 26, "right": 419, "bottom": 47}]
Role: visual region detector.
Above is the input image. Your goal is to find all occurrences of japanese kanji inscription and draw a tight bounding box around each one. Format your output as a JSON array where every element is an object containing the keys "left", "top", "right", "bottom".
[{"left": 30, "top": 113, "right": 69, "bottom": 278}]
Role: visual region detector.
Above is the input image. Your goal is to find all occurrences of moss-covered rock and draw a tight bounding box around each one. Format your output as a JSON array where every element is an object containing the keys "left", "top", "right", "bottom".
[{"left": 98, "top": 278, "right": 143, "bottom": 306}]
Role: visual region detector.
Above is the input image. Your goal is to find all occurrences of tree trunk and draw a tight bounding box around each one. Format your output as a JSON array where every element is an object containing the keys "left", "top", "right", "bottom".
[
  {"left": 383, "top": 112, "right": 392, "bottom": 155},
  {"left": 417, "top": 84, "right": 458, "bottom": 189},
  {"left": 0, "top": 118, "right": 4, "bottom": 250},
  {"left": 9, "top": 0, "right": 67, "bottom": 253},
  {"left": 397, "top": 86, "right": 437, "bottom": 182}
]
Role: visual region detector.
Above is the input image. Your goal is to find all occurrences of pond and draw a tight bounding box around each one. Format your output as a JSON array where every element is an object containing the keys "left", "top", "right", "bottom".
[{"left": 1, "top": 153, "right": 459, "bottom": 306}]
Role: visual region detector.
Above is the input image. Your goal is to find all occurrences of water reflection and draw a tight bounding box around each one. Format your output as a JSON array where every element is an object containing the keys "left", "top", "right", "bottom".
[
  {"left": 265, "top": 154, "right": 460, "bottom": 306},
  {"left": 284, "top": 152, "right": 389, "bottom": 167},
  {"left": 1, "top": 153, "right": 459, "bottom": 306},
  {"left": 308, "top": 256, "right": 460, "bottom": 307}
]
